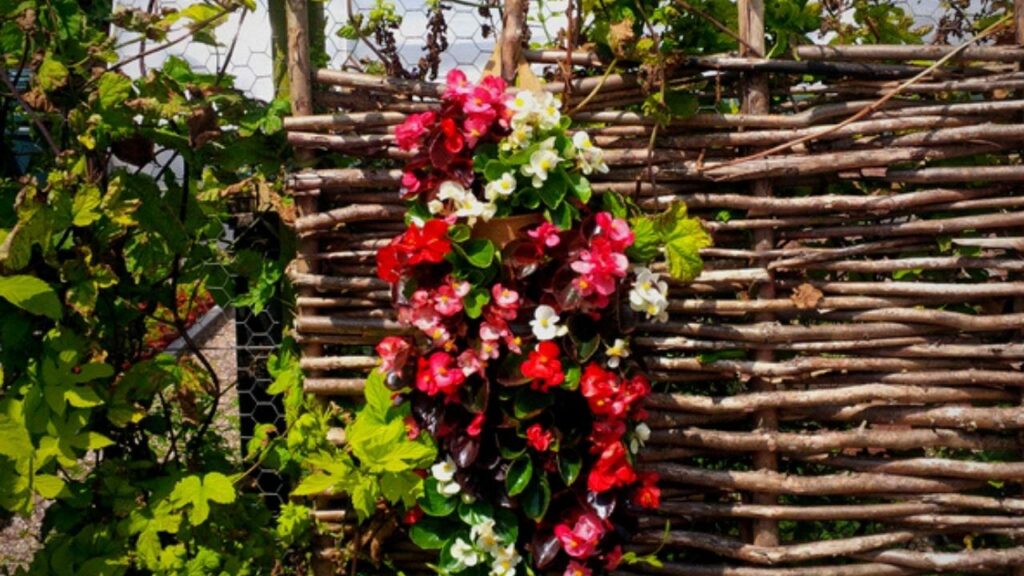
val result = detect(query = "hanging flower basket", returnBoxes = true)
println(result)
[299,67,711,576]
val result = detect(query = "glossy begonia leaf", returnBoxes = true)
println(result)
[505,456,533,497]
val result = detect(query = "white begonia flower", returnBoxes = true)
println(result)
[508,91,537,124]
[530,305,567,341]
[427,199,445,214]
[451,538,482,568]
[501,123,533,152]
[606,338,630,369]
[630,422,651,454]
[453,193,496,226]
[472,518,501,554]
[485,172,517,202]
[437,180,469,203]
[520,138,560,188]
[431,457,457,483]
[629,267,670,323]
[490,544,521,576]
[438,479,462,497]
[572,131,609,175]
[537,92,562,130]
[461,492,476,504]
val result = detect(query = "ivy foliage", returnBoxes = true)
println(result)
[0,0,315,572]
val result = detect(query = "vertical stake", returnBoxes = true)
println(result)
[738,0,779,549]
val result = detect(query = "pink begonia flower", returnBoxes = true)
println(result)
[376,336,412,373]
[563,561,592,576]
[554,513,606,559]
[415,351,465,397]
[401,170,424,196]
[570,236,629,297]
[443,69,472,103]
[467,412,486,437]
[492,284,520,309]
[394,111,436,151]
[528,221,561,248]
[594,211,634,251]
[433,284,464,317]
[458,348,484,377]
[463,113,494,147]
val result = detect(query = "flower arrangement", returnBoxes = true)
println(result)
[322,69,710,575]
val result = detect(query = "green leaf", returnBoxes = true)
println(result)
[380,471,422,507]
[483,160,510,182]
[537,170,568,209]
[448,224,472,243]
[457,500,493,526]
[460,239,495,269]
[350,474,380,521]
[626,216,659,263]
[505,457,533,497]
[654,203,712,281]
[602,191,628,219]
[97,72,133,110]
[0,275,62,320]
[362,369,392,420]
[562,364,581,391]
[169,472,237,526]
[34,473,66,498]
[521,476,551,520]
[514,389,553,420]
[72,186,102,227]
[409,517,457,550]
[463,287,490,319]
[664,90,699,118]
[37,54,68,91]
[419,477,457,517]
[558,451,582,486]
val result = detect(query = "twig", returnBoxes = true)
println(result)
[107,8,233,75]
[710,14,1014,173]
[0,63,59,155]
[567,58,619,115]
[673,0,757,54]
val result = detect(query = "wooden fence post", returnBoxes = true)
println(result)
[737,0,779,549]
[284,0,333,573]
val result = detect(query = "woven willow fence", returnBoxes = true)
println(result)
[282,0,1024,572]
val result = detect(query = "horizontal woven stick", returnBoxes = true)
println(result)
[638,320,943,343]
[783,211,1024,240]
[803,257,1024,273]
[787,405,1024,431]
[645,385,1012,415]
[923,494,1024,513]
[647,462,978,494]
[296,315,409,336]
[854,546,1024,572]
[303,378,364,395]
[620,562,915,576]
[798,77,1024,96]
[293,204,406,233]
[300,356,378,371]
[872,342,1024,359]
[288,168,402,191]
[296,296,384,308]
[669,297,926,314]
[288,272,388,292]
[702,144,1006,181]
[602,115,981,150]
[797,44,1024,62]
[315,69,445,97]
[637,334,931,351]
[801,454,1024,481]
[630,529,918,566]
[875,165,1024,183]
[775,280,1024,299]
[648,500,941,521]
[283,111,407,131]
[827,308,1024,332]
[644,356,991,377]
[287,131,394,151]
[648,426,1019,452]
